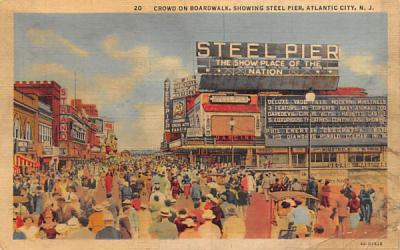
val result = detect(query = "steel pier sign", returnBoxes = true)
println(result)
[196,42,340,91]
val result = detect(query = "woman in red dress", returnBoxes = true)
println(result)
[105,172,114,195]
[171,177,180,199]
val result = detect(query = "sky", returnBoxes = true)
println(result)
[14,13,387,150]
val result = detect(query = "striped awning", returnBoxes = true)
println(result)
[14,154,40,168]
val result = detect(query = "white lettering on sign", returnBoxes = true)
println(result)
[209,95,250,104]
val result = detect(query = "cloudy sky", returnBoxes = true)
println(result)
[14,13,387,150]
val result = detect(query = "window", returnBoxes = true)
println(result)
[25,122,32,141]
[292,154,306,165]
[348,153,380,162]
[311,153,337,162]
[14,118,21,139]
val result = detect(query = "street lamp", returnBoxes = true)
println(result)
[229,117,236,167]
[305,90,316,181]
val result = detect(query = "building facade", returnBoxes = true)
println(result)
[13,89,40,174]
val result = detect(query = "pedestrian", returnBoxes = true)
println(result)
[66,217,95,239]
[262,174,272,200]
[182,175,192,199]
[119,207,133,239]
[305,177,318,211]
[54,197,79,224]
[237,186,249,218]
[321,180,331,208]
[95,212,121,239]
[287,199,312,238]
[348,192,361,231]
[88,175,97,196]
[290,178,303,192]
[120,181,133,202]
[104,172,113,196]
[38,208,58,239]
[34,186,45,215]
[210,197,224,234]
[131,192,141,211]
[335,189,349,237]
[88,205,105,234]
[222,207,245,239]
[149,195,163,221]
[198,210,221,239]
[19,215,40,239]
[191,180,202,204]
[174,209,189,234]
[148,207,178,239]
[170,176,180,199]
[359,184,373,224]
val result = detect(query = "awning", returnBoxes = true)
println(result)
[202,104,259,113]
[14,154,40,168]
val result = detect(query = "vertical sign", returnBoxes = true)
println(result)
[164,79,171,131]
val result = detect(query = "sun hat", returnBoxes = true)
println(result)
[93,205,104,212]
[177,209,187,219]
[203,210,216,220]
[122,199,131,205]
[159,207,171,217]
[101,200,111,207]
[67,217,79,229]
[55,223,69,234]
[206,194,214,199]
[182,218,196,227]
[210,197,219,204]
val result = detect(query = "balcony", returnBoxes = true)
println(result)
[39,101,52,113]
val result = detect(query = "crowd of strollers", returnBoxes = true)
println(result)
[12,156,386,240]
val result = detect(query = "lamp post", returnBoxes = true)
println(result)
[229,117,235,166]
[305,90,316,181]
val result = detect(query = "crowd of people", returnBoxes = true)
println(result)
[12,155,387,240]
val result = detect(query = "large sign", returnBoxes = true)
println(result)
[197,42,339,76]
[90,118,104,133]
[171,97,190,133]
[172,98,186,120]
[265,96,387,147]
[59,107,69,141]
[173,75,198,99]
[164,79,171,131]
[196,42,340,91]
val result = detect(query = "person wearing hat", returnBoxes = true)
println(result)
[174,209,190,234]
[221,207,245,239]
[104,193,120,225]
[178,217,200,239]
[88,205,105,234]
[149,195,163,221]
[131,192,141,211]
[188,201,205,228]
[65,216,94,239]
[305,176,318,211]
[19,215,40,239]
[120,181,133,203]
[95,211,121,239]
[148,207,178,239]
[198,210,221,239]
[122,199,139,236]
[210,197,224,234]
[287,198,312,238]
[54,196,79,224]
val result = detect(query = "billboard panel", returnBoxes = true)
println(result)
[264,96,387,147]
